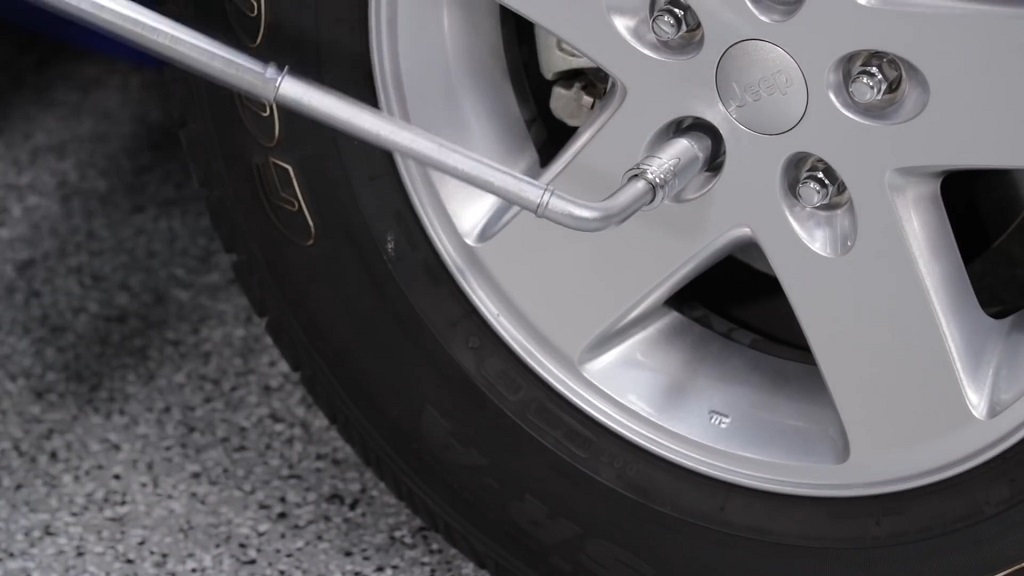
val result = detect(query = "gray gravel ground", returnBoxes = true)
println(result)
[0,24,483,576]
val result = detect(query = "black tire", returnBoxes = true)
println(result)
[171,0,1024,574]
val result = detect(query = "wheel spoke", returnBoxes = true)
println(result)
[898,23,1024,168]
[755,170,980,477]
[887,170,1024,420]
[474,99,743,362]
[476,206,744,366]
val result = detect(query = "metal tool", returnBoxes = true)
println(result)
[26,0,713,232]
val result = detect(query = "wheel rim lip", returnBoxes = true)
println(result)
[369,0,1024,497]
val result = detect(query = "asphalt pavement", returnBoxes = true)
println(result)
[0,22,483,576]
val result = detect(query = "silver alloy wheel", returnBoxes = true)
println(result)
[371,0,1024,496]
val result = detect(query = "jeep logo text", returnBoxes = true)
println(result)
[724,70,794,109]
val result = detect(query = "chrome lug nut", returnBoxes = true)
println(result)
[795,169,842,209]
[651,1,699,42]
[796,175,832,208]
[849,70,886,103]
[848,52,903,104]
[790,156,848,210]
[651,10,683,40]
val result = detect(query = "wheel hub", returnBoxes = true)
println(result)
[715,40,807,136]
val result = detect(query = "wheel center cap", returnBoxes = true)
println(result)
[716,40,808,136]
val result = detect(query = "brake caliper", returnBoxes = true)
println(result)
[534,27,609,128]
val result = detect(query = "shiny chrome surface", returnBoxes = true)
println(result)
[651,10,683,41]
[849,69,887,103]
[605,0,703,60]
[622,131,714,210]
[376,0,1024,496]
[829,49,928,126]
[796,176,832,208]
[650,1,699,43]
[783,153,856,256]
[795,160,844,209]
[848,52,903,104]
